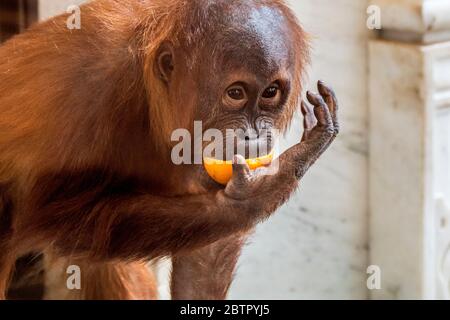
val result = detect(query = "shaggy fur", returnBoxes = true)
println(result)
[0,0,315,299]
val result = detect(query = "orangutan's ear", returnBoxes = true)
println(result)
[155,41,175,84]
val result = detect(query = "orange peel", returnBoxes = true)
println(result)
[203,153,274,185]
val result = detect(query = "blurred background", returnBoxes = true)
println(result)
[1,0,449,300]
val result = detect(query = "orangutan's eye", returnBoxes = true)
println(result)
[262,86,278,98]
[224,84,248,110]
[228,87,246,100]
[261,82,282,106]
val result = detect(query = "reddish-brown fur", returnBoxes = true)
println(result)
[0,0,337,300]
[42,254,157,300]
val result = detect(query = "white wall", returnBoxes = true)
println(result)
[369,0,450,300]
[38,0,371,299]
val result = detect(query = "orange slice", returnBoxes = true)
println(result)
[203,153,274,185]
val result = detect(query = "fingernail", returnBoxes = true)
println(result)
[318,81,328,93]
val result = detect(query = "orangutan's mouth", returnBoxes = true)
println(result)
[203,135,274,161]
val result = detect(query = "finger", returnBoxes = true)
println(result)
[317,81,336,111]
[305,82,339,164]
[306,91,332,128]
[301,100,310,142]
[318,81,339,135]
[301,100,316,142]
[301,100,316,130]
[301,91,335,163]
[231,155,251,184]
[300,99,308,116]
